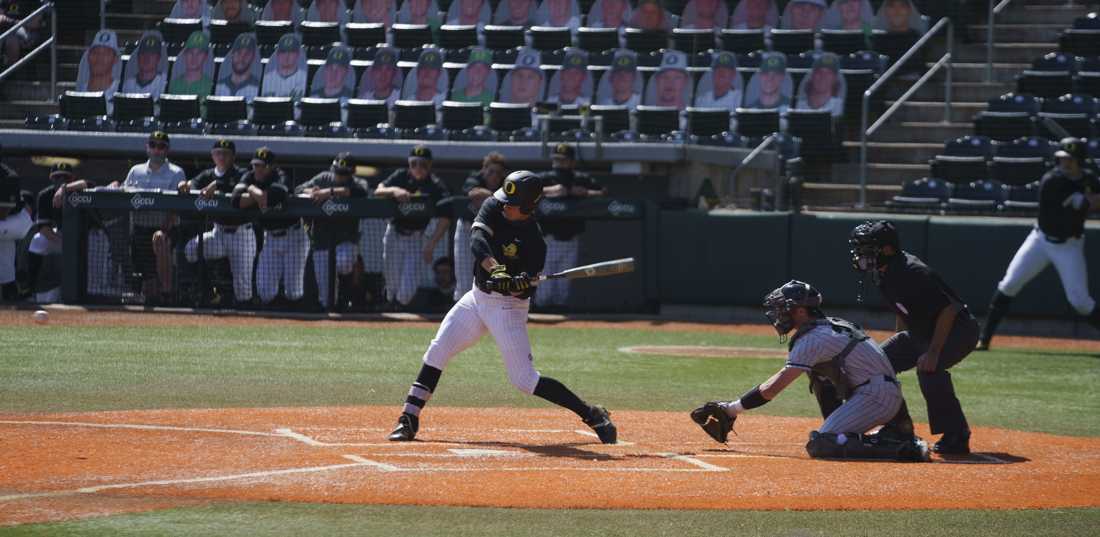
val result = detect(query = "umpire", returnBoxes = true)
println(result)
[849,220,978,455]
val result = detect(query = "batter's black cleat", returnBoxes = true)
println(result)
[932,430,971,455]
[387,413,419,441]
[583,405,617,444]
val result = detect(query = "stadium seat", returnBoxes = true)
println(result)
[719,29,765,55]
[1074,12,1100,29]
[930,135,993,184]
[158,93,203,133]
[769,29,813,55]
[1017,70,1074,100]
[869,29,918,63]
[685,107,730,138]
[210,20,252,55]
[299,97,345,137]
[59,90,109,131]
[159,18,203,55]
[947,179,1006,211]
[990,137,1050,187]
[255,20,292,54]
[112,93,155,133]
[577,27,619,54]
[887,177,951,210]
[786,109,837,159]
[820,29,866,57]
[347,98,390,137]
[393,100,438,138]
[204,95,250,134]
[671,28,715,56]
[488,102,533,134]
[440,100,484,133]
[635,105,679,140]
[439,25,479,51]
[1078,57,1100,98]
[1039,93,1098,138]
[529,26,572,52]
[251,96,295,135]
[735,107,780,138]
[840,51,887,112]
[623,28,668,54]
[974,92,1040,141]
[484,25,526,51]
[588,104,631,138]
[1003,180,1040,211]
[300,21,341,58]
[346,22,387,50]
[392,24,434,51]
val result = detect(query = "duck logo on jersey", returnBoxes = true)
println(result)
[502,242,519,259]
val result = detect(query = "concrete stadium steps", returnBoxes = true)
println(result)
[880,80,1012,103]
[999,3,1088,25]
[878,100,984,123]
[841,141,942,166]
[966,23,1072,44]
[0,101,58,121]
[1,81,75,102]
[828,162,928,186]
[928,41,1057,64]
[869,122,974,144]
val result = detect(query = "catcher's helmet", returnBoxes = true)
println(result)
[763,280,823,336]
[1054,137,1087,165]
[849,220,899,274]
[494,170,543,214]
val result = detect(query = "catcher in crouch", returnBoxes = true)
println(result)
[691,280,930,462]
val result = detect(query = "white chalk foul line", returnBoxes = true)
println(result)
[659,452,729,472]
[574,430,635,446]
[0,420,283,438]
[342,454,401,471]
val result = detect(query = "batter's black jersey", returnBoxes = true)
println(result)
[189,165,247,226]
[537,168,601,240]
[877,252,966,342]
[231,168,297,232]
[471,197,546,300]
[294,171,370,248]
[1037,167,1099,240]
[381,169,451,233]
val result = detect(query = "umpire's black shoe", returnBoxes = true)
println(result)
[932,430,971,455]
[583,405,617,444]
[387,413,419,441]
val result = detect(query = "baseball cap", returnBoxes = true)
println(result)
[1054,137,1086,162]
[513,47,541,73]
[138,33,164,55]
[467,46,493,66]
[89,29,119,52]
[759,53,787,74]
[552,143,576,160]
[611,49,637,72]
[409,145,433,160]
[49,161,75,178]
[658,50,688,73]
[561,47,587,71]
[712,51,737,70]
[812,52,840,72]
[326,45,352,66]
[373,45,398,67]
[212,138,236,152]
[417,47,443,70]
[182,30,210,51]
[332,151,354,174]
[231,32,258,51]
[276,33,302,53]
[251,146,275,165]
[148,130,170,144]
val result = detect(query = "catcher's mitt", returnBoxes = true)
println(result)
[690,402,735,444]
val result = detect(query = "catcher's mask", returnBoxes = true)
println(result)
[848,220,899,288]
[763,280,823,340]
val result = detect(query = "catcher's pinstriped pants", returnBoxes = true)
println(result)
[817,376,903,434]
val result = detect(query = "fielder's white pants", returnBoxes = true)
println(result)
[422,287,541,394]
[818,377,903,435]
[358,219,386,273]
[453,218,474,301]
[256,226,309,303]
[997,228,1095,315]
[184,223,257,302]
[312,241,357,308]
[29,229,62,302]
[534,236,578,307]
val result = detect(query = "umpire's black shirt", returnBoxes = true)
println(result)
[471,197,546,300]
[537,169,601,240]
[1037,167,1100,241]
[877,252,966,341]
[380,169,450,233]
[189,165,247,226]
[231,167,297,232]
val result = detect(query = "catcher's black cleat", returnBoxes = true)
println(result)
[932,430,971,455]
[584,405,617,444]
[387,413,419,441]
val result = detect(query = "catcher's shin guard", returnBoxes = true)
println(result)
[809,376,842,419]
[805,431,930,462]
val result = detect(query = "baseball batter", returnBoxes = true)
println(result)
[386,171,618,444]
[978,137,1100,350]
[691,280,929,462]
[454,152,506,301]
[180,139,255,307]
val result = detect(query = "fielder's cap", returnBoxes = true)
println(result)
[611,49,637,72]
[791,0,826,7]
[1055,137,1086,162]
[658,49,688,73]
[513,47,541,72]
[332,151,354,174]
[49,161,75,177]
[409,145,433,160]
[466,46,493,66]
[493,170,543,212]
[417,47,443,70]
[90,29,119,51]
[326,45,352,66]
[373,45,398,66]
[212,138,236,152]
[712,50,737,69]
[148,130,170,144]
[182,30,210,51]
[232,32,258,50]
[138,33,164,54]
[276,33,302,52]
[760,52,787,73]
[813,51,840,72]
[561,47,587,71]
[552,143,576,159]
[251,146,275,165]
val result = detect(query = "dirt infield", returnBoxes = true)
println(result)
[3,406,1100,526]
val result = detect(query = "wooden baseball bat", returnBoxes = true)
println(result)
[530,257,635,285]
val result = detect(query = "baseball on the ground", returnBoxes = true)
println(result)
[32,310,49,324]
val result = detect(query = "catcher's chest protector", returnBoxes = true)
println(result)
[790,318,870,399]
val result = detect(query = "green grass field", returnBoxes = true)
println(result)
[2,320,1099,535]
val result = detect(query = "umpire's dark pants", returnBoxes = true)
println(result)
[882,311,979,436]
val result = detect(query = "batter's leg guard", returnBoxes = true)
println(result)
[806,431,930,462]
[978,291,1013,350]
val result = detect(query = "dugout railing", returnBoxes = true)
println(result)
[60,189,657,314]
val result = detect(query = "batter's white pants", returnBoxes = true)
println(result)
[997,228,1095,315]
[453,218,474,301]
[422,287,541,394]
[257,226,309,303]
[184,223,257,302]
[534,236,578,307]
[818,377,903,435]
[312,241,357,308]
[358,219,386,273]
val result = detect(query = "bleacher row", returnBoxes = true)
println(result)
[888,10,1100,214]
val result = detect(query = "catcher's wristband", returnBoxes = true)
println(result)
[737,385,768,411]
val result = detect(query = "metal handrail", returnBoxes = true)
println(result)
[732,133,783,211]
[986,0,1015,82]
[0,2,56,99]
[859,16,953,207]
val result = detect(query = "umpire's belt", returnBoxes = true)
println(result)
[267,224,301,237]
[855,375,899,389]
